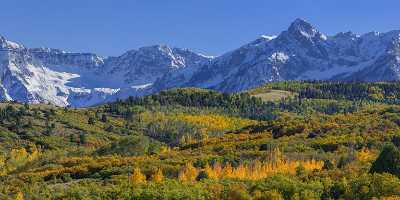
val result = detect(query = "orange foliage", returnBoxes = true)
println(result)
[178,162,198,182]
[130,167,146,183]
[206,159,323,180]
[181,157,323,181]
[356,148,376,162]
[151,168,164,183]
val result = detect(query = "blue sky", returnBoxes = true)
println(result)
[1,0,399,56]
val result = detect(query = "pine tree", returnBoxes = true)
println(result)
[101,114,108,123]
[370,144,400,176]
[88,116,96,125]
[196,170,209,181]
[23,103,29,110]
[69,134,75,143]
[79,132,87,145]
[26,120,33,128]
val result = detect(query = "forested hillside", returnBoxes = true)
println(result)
[1,81,400,199]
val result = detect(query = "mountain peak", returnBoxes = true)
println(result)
[291,18,311,26]
[0,35,24,50]
[0,35,9,48]
[287,18,326,40]
[289,18,314,31]
[139,44,171,51]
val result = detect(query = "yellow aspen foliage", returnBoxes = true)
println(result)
[380,196,400,200]
[159,146,170,154]
[130,167,146,184]
[2,146,40,175]
[203,158,323,181]
[356,148,376,162]
[176,114,255,133]
[178,162,198,182]
[9,145,39,163]
[212,162,223,177]
[267,147,283,163]
[232,164,247,179]
[0,155,6,176]
[151,168,164,183]
[10,148,29,163]
[14,192,24,200]
[27,145,39,162]
[222,163,234,178]
[204,164,217,179]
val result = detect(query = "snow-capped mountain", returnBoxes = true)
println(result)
[1,18,400,106]
[154,19,400,92]
[0,37,210,107]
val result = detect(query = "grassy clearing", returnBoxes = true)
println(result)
[251,89,295,102]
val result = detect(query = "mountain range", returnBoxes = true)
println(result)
[1,18,400,107]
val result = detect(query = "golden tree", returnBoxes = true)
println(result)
[14,192,24,200]
[201,159,323,181]
[178,162,198,182]
[204,164,217,179]
[222,163,234,178]
[151,168,164,183]
[130,167,146,184]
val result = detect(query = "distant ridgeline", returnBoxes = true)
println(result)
[104,81,400,120]
[251,81,400,103]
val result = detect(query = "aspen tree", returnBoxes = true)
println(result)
[222,163,233,178]
[130,167,146,184]
[14,192,24,200]
[151,168,164,183]
[178,162,198,182]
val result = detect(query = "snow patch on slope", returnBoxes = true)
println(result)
[269,52,289,63]
[261,35,277,41]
